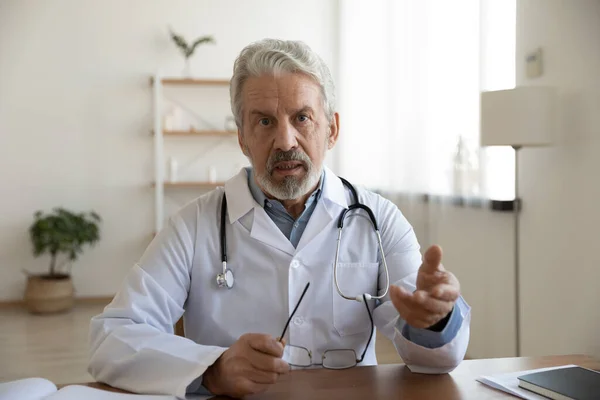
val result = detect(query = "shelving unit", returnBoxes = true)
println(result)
[151,73,234,233]
[151,181,226,189]
[151,129,236,137]
[150,77,230,86]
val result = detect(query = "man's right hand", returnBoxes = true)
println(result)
[202,333,289,398]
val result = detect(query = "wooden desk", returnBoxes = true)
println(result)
[77,354,599,399]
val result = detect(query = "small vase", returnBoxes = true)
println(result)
[182,58,192,78]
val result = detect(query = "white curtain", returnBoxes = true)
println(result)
[337,0,516,200]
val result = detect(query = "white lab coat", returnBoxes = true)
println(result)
[88,167,471,398]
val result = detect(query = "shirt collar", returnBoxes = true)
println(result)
[224,165,348,224]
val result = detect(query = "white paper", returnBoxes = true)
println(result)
[0,377,57,400]
[45,385,211,400]
[477,364,578,400]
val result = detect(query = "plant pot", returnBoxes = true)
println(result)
[24,274,74,314]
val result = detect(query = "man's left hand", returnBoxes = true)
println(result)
[389,245,460,329]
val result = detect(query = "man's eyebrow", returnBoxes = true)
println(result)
[248,107,315,117]
[249,110,273,117]
[293,106,315,115]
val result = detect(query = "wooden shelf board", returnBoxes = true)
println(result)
[152,181,225,188]
[153,129,237,137]
[150,77,230,86]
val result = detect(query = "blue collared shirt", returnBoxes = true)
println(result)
[247,168,324,248]
[246,168,462,349]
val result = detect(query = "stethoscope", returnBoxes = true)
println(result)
[216,177,390,303]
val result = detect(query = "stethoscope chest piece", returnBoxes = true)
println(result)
[217,194,234,289]
[216,268,234,289]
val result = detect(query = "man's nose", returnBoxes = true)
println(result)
[273,120,298,152]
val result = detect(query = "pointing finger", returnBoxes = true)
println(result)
[419,270,451,286]
[421,245,444,273]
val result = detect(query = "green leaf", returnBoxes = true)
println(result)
[28,208,102,275]
[169,28,191,57]
[168,27,215,58]
[187,35,215,57]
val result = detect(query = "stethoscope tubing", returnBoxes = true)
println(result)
[218,177,390,301]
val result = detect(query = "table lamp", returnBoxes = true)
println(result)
[480,86,557,356]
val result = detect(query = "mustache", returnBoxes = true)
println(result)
[266,150,312,173]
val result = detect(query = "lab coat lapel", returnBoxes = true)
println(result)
[224,170,255,223]
[295,201,333,252]
[296,167,350,252]
[251,208,296,256]
[224,169,296,256]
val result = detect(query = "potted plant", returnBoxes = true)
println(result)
[169,27,215,77]
[25,207,101,314]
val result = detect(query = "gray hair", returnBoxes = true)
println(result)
[230,39,336,128]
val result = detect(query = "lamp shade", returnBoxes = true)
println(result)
[480,86,557,147]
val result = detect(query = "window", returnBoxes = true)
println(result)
[480,0,516,200]
[337,0,516,200]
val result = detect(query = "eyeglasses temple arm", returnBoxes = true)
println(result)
[278,282,310,343]
[357,293,374,363]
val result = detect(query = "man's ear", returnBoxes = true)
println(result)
[327,112,340,150]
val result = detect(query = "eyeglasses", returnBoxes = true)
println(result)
[278,282,374,370]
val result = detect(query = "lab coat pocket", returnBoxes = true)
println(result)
[332,262,379,337]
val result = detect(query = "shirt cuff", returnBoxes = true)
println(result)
[186,376,212,395]
[398,301,465,349]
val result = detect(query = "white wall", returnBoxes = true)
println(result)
[0,0,339,300]
[391,197,516,359]
[516,0,600,358]
[398,0,600,359]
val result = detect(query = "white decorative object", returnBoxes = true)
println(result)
[224,116,237,132]
[208,166,217,183]
[452,137,480,197]
[163,106,175,130]
[480,85,557,356]
[169,157,178,183]
[452,137,468,197]
[172,106,183,130]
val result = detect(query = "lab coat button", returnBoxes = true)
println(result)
[293,316,304,326]
[290,260,300,269]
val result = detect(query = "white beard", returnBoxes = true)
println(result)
[256,165,322,200]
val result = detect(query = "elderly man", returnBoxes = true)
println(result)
[88,39,470,399]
